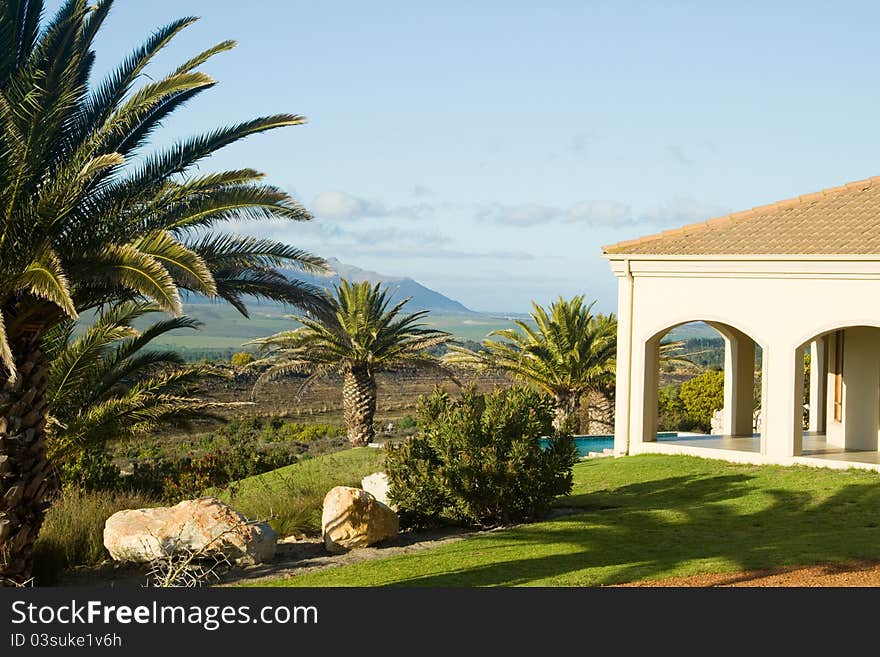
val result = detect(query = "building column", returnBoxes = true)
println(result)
[840,327,880,451]
[763,345,804,458]
[824,331,844,447]
[808,338,827,433]
[627,333,659,451]
[722,329,756,436]
[612,261,634,455]
[641,335,660,443]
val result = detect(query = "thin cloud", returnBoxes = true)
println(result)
[310,190,436,221]
[478,203,560,227]
[479,200,633,227]
[570,132,595,155]
[565,200,632,226]
[667,144,693,166]
[480,197,728,229]
[310,190,388,220]
[640,198,729,226]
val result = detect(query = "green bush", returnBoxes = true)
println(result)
[230,351,255,368]
[130,444,298,502]
[394,415,417,432]
[59,450,122,492]
[657,384,702,432]
[115,418,347,501]
[271,422,345,443]
[33,488,158,585]
[386,386,578,529]
[679,369,724,431]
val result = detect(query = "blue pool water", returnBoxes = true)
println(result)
[541,433,680,457]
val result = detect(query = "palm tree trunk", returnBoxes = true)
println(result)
[0,338,54,586]
[342,368,377,447]
[553,391,581,433]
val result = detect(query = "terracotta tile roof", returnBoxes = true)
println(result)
[603,175,880,255]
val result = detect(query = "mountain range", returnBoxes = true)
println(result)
[292,258,474,314]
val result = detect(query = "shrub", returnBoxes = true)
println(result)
[271,422,345,443]
[679,369,724,431]
[230,351,255,368]
[115,417,348,501]
[32,488,158,585]
[59,450,122,492]
[657,385,702,432]
[144,445,297,502]
[386,386,578,529]
[394,415,417,432]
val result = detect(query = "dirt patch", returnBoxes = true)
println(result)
[614,560,880,587]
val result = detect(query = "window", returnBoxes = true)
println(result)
[833,330,844,422]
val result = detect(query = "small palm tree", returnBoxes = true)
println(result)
[44,301,233,464]
[446,296,617,431]
[251,280,454,446]
[0,1,325,583]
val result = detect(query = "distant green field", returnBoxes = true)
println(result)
[137,304,526,353]
[419,314,525,342]
[84,302,719,361]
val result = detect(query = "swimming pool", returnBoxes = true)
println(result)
[541,432,681,457]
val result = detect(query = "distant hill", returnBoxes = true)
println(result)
[293,258,474,314]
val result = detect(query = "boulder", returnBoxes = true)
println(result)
[361,471,396,510]
[321,486,398,554]
[103,497,276,566]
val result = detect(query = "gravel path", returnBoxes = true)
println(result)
[57,527,484,587]
[222,527,481,585]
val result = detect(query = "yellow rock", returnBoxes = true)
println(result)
[321,486,399,553]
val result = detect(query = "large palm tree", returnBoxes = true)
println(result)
[251,280,454,447]
[446,296,617,431]
[0,0,325,583]
[44,301,233,465]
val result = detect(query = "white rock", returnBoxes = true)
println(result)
[361,472,395,509]
[710,408,725,435]
[103,497,275,566]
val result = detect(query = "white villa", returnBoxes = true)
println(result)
[604,175,880,471]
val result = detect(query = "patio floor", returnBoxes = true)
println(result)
[641,431,880,471]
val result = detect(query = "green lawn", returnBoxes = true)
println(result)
[250,454,880,586]
[219,447,385,537]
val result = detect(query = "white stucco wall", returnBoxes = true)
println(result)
[608,255,880,462]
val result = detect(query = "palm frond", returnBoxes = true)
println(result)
[45,302,221,458]
[0,307,15,380]
[133,230,216,296]
[16,248,77,318]
[74,244,182,315]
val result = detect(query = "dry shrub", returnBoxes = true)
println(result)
[33,488,158,584]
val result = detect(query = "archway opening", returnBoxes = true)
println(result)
[799,326,880,458]
[644,320,764,451]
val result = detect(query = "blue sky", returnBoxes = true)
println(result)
[48,1,880,312]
